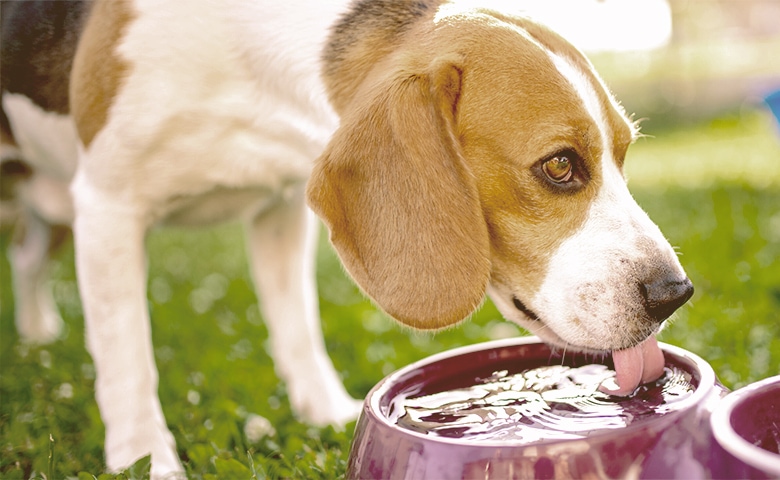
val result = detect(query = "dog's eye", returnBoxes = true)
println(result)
[542,155,573,183]
[534,149,587,192]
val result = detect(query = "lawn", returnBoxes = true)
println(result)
[1,109,778,479]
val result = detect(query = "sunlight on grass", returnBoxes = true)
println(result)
[626,110,780,188]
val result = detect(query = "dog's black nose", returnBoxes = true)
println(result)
[640,276,694,322]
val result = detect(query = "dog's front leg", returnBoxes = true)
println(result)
[246,188,361,427]
[72,183,183,479]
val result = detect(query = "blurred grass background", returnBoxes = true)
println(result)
[1,1,780,478]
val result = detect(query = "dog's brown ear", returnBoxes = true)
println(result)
[307,59,490,329]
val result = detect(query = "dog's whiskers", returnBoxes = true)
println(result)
[559,342,569,367]
[526,321,555,345]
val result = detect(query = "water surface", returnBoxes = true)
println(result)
[393,364,695,443]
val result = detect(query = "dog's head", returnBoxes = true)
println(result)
[307,7,692,355]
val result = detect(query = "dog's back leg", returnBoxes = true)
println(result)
[71,174,183,478]
[246,186,362,426]
[0,135,63,343]
[8,205,68,343]
[1,112,72,344]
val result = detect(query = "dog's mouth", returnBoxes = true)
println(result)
[511,295,542,322]
[509,294,665,396]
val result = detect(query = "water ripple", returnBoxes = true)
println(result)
[395,364,694,443]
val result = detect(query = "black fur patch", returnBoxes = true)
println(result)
[323,0,437,81]
[1,0,92,114]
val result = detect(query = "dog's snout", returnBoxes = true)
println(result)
[639,276,694,323]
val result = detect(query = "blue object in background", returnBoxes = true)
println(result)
[765,89,780,129]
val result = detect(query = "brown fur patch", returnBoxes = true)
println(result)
[450,15,599,297]
[70,0,134,148]
[308,56,491,329]
[0,159,33,202]
[507,14,635,167]
[1,126,31,202]
[0,126,18,150]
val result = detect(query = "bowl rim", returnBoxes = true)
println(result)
[710,374,780,476]
[366,336,717,447]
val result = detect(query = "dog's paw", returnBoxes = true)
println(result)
[289,384,364,427]
[107,443,184,480]
[15,299,64,344]
[104,418,184,480]
[152,468,187,480]
[330,397,364,427]
[305,396,364,429]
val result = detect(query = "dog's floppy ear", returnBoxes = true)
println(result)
[307,58,490,329]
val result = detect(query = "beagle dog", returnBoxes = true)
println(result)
[1,0,693,477]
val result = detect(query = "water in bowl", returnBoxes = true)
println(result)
[753,428,780,455]
[392,363,695,444]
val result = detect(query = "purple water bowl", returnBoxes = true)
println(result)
[347,336,728,479]
[710,374,780,479]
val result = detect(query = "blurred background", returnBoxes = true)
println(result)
[1,1,778,477]
[530,0,780,124]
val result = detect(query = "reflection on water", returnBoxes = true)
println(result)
[393,364,694,443]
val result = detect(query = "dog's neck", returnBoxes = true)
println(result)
[321,0,445,114]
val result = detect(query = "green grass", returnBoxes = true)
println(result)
[1,109,779,479]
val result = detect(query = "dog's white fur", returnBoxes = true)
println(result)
[2,1,692,477]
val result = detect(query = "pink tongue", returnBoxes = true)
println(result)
[599,336,665,396]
